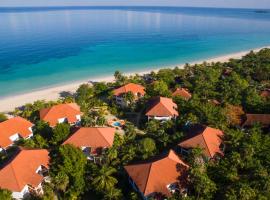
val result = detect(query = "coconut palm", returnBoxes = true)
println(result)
[92,165,118,192]
[103,188,123,200]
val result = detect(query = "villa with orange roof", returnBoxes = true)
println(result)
[125,150,189,199]
[242,114,270,127]
[0,149,49,199]
[178,124,224,159]
[113,83,145,107]
[146,97,179,121]
[63,127,115,161]
[39,103,81,127]
[172,88,192,100]
[0,117,34,152]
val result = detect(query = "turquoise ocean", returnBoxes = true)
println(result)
[0,6,270,97]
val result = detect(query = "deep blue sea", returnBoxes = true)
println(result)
[0,6,270,97]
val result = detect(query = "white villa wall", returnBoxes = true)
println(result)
[12,185,29,199]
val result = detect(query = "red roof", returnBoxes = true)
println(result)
[260,89,270,98]
[113,83,145,97]
[125,150,189,197]
[40,103,81,127]
[63,127,115,150]
[0,149,49,192]
[178,125,224,158]
[242,114,270,127]
[146,97,179,117]
[172,88,192,100]
[0,117,33,149]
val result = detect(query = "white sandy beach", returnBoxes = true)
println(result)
[0,46,269,112]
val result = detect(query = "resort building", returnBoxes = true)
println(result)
[146,97,179,121]
[39,103,81,127]
[242,114,270,128]
[63,127,115,161]
[125,150,189,200]
[0,149,50,199]
[178,124,224,159]
[113,83,145,107]
[172,88,192,100]
[0,117,33,152]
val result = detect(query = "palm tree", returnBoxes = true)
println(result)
[103,188,123,200]
[92,165,118,192]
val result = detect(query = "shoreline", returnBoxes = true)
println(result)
[0,45,269,112]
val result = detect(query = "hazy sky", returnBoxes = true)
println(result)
[1,0,270,9]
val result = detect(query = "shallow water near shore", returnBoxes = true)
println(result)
[0,6,270,97]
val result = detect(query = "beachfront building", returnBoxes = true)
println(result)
[0,149,50,199]
[113,83,145,107]
[242,114,270,128]
[172,88,192,100]
[0,117,33,152]
[178,124,224,159]
[63,127,115,162]
[146,97,179,121]
[39,103,81,127]
[125,150,189,200]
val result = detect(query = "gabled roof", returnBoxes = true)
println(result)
[63,127,115,149]
[242,114,270,127]
[125,150,188,197]
[0,149,49,192]
[40,103,81,127]
[146,97,179,117]
[0,117,33,149]
[178,125,224,158]
[113,83,145,97]
[172,88,192,100]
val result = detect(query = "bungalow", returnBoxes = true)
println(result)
[172,88,192,100]
[178,124,224,159]
[0,117,33,152]
[125,150,189,200]
[0,149,49,199]
[242,114,270,127]
[63,127,115,161]
[113,83,145,107]
[146,97,179,121]
[40,103,81,127]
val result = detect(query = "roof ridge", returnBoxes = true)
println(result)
[9,158,23,190]
[159,100,174,115]
[201,128,213,157]
[96,128,111,146]
[143,162,153,194]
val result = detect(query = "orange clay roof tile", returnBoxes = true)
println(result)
[113,83,145,96]
[40,103,81,127]
[125,150,189,197]
[146,97,179,117]
[0,117,33,148]
[0,149,49,192]
[178,125,224,158]
[63,127,115,148]
[172,88,192,100]
[243,114,270,127]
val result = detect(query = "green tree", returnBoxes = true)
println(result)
[146,80,171,97]
[51,123,70,145]
[0,113,7,122]
[50,144,87,198]
[139,138,156,159]
[76,84,94,111]
[0,188,12,200]
[92,165,118,192]
[103,188,123,200]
